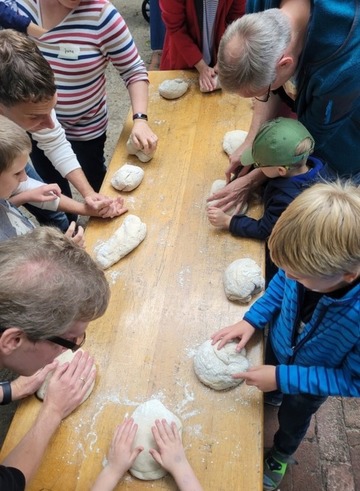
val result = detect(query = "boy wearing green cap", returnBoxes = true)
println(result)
[207,117,325,282]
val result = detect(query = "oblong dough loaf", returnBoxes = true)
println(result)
[159,78,189,100]
[111,163,144,191]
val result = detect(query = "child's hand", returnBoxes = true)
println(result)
[98,197,128,219]
[65,222,85,248]
[235,365,277,392]
[207,206,231,229]
[211,320,256,351]
[149,419,187,475]
[106,418,143,477]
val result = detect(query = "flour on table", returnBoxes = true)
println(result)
[126,135,155,163]
[36,349,95,402]
[223,130,248,156]
[130,399,182,480]
[207,179,248,216]
[194,339,249,390]
[199,74,221,93]
[111,163,144,191]
[223,258,264,303]
[94,214,147,270]
[158,78,189,100]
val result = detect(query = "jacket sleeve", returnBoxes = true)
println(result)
[0,2,30,32]
[227,0,246,23]
[243,269,286,329]
[31,110,81,178]
[277,340,360,397]
[160,0,203,67]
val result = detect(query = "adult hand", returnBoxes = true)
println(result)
[235,365,277,392]
[65,222,85,248]
[98,197,128,219]
[206,173,251,213]
[226,139,252,182]
[10,361,58,401]
[43,350,96,420]
[84,193,112,212]
[131,120,158,153]
[211,320,256,351]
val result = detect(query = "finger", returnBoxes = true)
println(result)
[149,448,162,465]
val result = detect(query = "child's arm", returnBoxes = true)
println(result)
[149,420,203,491]
[57,194,128,219]
[91,418,143,491]
[207,206,231,229]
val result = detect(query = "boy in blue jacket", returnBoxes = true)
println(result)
[211,180,360,491]
[208,117,324,283]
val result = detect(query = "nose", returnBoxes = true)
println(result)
[19,170,27,182]
[39,114,55,130]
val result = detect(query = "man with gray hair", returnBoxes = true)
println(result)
[0,226,110,489]
[209,1,360,211]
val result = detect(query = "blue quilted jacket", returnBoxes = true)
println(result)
[244,269,360,397]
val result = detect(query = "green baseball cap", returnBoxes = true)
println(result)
[241,118,315,167]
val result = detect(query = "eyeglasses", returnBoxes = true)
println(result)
[255,84,271,103]
[0,326,86,352]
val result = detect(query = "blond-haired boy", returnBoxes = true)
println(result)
[212,180,360,491]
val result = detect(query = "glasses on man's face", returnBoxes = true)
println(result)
[255,84,272,103]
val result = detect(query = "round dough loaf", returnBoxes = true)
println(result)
[158,78,189,100]
[111,163,144,191]
[130,399,182,480]
[36,349,95,402]
[207,179,248,215]
[126,135,155,163]
[223,258,265,303]
[194,339,249,390]
[223,130,248,156]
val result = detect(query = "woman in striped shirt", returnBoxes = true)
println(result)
[16,0,158,195]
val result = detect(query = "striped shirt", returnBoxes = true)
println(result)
[17,0,148,140]
[202,0,219,65]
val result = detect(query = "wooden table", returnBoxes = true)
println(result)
[1,71,264,490]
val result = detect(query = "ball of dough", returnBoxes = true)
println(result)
[223,258,265,303]
[94,214,147,270]
[207,179,248,215]
[223,130,248,156]
[126,135,155,163]
[130,399,182,480]
[36,349,95,402]
[194,339,249,390]
[111,163,144,192]
[158,78,189,100]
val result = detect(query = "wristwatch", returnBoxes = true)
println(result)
[133,113,148,121]
[0,381,12,405]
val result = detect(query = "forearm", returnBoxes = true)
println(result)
[91,466,123,491]
[171,460,203,491]
[128,80,149,115]
[65,168,95,198]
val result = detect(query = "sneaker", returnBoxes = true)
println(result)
[263,447,297,491]
[264,393,283,407]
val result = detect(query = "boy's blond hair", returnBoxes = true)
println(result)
[0,115,31,172]
[269,180,360,277]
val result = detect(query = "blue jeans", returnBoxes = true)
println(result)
[24,164,69,232]
[265,339,327,456]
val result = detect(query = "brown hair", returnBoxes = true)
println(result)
[0,115,31,172]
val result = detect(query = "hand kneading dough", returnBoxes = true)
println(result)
[158,78,189,100]
[223,258,265,303]
[95,214,147,269]
[199,74,221,93]
[207,179,248,215]
[36,349,95,402]
[126,135,155,163]
[130,399,182,480]
[111,163,144,191]
[194,339,249,390]
[223,130,248,156]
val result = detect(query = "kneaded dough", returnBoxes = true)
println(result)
[194,339,249,390]
[111,163,144,191]
[94,214,147,270]
[36,349,95,402]
[223,130,248,156]
[159,78,189,100]
[223,258,265,303]
[130,399,182,480]
[126,135,155,163]
[199,74,221,93]
[207,179,248,215]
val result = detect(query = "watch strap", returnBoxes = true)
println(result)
[133,112,148,121]
[0,381,12,405]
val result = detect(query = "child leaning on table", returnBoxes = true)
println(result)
[207,117,324,283]
[211,180,360,491]
[91,418,203,491]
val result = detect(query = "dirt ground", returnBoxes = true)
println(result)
[0,0,154,447]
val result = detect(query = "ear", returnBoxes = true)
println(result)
[0,328,26,355]
[277,166,288,176]
[278,55,294,69]
[343,271,360,284]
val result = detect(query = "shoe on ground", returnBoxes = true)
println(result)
[263,447,297,491]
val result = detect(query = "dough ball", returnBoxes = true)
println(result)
[130,399,182,480]
[158,78,189,100]
[194,339,249,390]
[94,214,147,270]
[36,349,95,402]
[223,258,265,303]
[207,179,248,215]
[223,130,248,156]
[111,163,144,192]
[126,135,155,163]
[199,74,221,93]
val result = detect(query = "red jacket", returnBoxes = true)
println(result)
[159,0,245,70]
